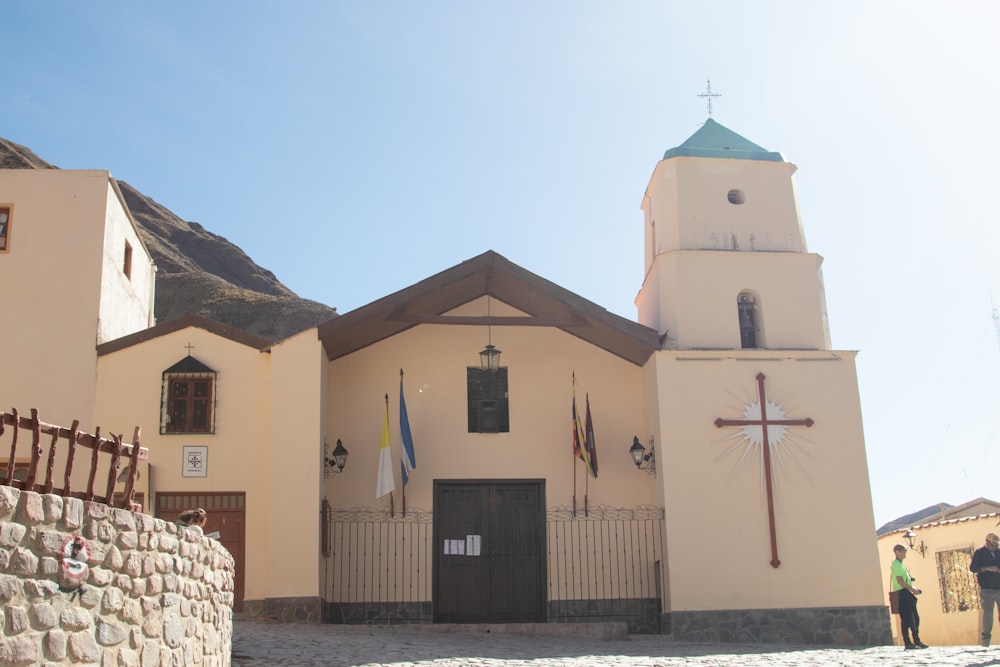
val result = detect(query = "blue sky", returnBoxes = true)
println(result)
[4,2,999,528]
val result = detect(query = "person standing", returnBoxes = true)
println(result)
[891,544,927,649]
[970,532,1000,647]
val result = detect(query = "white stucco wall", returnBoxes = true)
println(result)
[650,350,883,612]
[94,324,271,602]
[878,513,1000,646]
[322,297,654,517]
[98,181,155,343]
[267,328,324,601]
[0,170,110,426]
[641,157,806,261]
[646,250,831,350]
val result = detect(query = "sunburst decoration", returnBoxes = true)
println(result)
[715,386,815,503]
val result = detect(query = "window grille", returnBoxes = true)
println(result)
[937,546,980,613]
[160,355,217,435]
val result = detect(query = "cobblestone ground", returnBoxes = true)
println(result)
[231,620,997,667]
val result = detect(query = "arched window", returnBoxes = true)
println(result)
[160,355,217,434]
[737,292,760,349]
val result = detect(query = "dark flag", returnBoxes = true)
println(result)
[585,393,598,478]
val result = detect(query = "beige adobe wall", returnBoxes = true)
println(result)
[0,486,233,666]
[0,170,119,427]
[98,180,155,343]
[650,350,883,612]
[322,298,653,519]
[878,513,999,646]
[94,326,271,602]
[644,251,830,351]
[266,328,324,607]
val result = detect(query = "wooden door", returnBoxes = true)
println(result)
[433,480,545,623]
[155,492,246,611]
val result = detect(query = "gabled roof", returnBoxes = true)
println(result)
[97,313,271,356]
[876,498,1000,536]
[663,118,785,163]
[876,503,955,536]
[317,250,661,366]
[164,355,216,374]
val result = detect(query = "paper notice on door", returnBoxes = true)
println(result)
[466,534,481,556]
[444,539,466,555]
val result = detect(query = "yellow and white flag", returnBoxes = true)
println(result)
[375,397,395,499]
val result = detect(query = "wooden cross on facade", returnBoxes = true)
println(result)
[714,372,813,568]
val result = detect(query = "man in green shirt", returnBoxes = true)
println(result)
[891,544,927,649]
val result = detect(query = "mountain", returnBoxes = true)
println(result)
[0,137,338,341]
[876,503,954,536]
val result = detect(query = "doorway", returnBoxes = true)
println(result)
[433,480,546,623]
[155,491,246,611]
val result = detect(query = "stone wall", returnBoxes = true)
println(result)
[0,486,234,665]
[666,605,892,645]
[242,596,323,624]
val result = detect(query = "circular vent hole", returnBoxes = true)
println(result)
[727,189,745,205]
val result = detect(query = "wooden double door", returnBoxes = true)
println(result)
[433,480,546,623]
[155,492,246,611]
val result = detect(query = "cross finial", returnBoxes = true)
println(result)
[184,342,195,355]
[697,78,721,118]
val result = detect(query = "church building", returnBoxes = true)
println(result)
[0,119,890,643]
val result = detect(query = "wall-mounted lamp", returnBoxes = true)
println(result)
[324,439,349,478]
[628,435,655,474]
[903,529,927,558]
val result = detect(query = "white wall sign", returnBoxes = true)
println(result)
[182,446,208,477]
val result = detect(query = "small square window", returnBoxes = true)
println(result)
[123,240,133,279]
[0,206,11,252]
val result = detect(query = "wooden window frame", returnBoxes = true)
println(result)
[0,205,11,253]
[161,373,216,435]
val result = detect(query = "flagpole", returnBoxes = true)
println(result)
[572,372,578,517]
[584,385,589,517]
[386,393,394,518]
[572,459,577,518]
[399,370,406,518]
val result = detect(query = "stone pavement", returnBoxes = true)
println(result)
[231,619,998,667]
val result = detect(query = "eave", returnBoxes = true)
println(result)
[317,250,660,366]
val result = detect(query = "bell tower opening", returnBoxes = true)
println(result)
[738,292,762,349]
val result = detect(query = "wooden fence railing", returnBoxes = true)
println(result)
[0,408,147,511]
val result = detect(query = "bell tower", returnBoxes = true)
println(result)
[635,119,830,351]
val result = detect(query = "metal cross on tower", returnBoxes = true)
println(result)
[714,373,813,568]
[697,78,721,117]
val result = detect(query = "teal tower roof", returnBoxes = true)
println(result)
[663,118,785,163]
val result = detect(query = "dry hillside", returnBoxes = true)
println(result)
[0,137,338,341]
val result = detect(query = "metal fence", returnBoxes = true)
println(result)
[324,506,434,624]
[323,503,664,631]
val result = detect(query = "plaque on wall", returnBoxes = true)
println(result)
[182,446,208,478]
